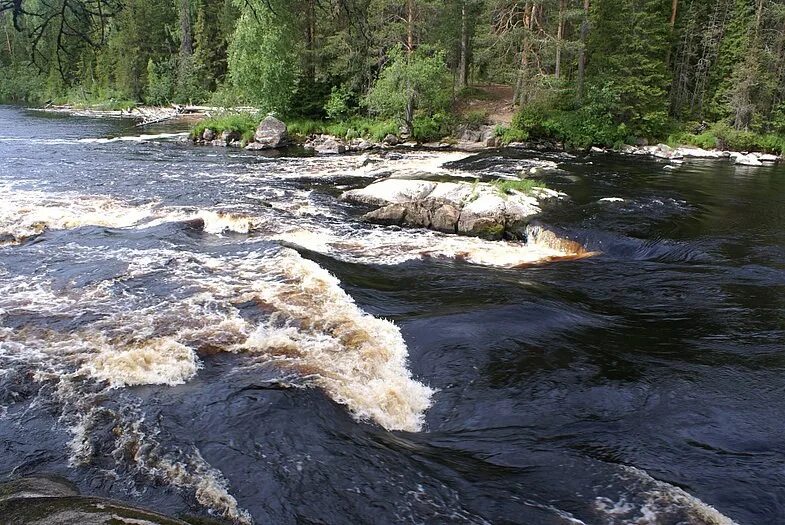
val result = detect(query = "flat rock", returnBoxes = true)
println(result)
[341,179,438,207]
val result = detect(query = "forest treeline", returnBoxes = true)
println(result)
[1,0,785,150]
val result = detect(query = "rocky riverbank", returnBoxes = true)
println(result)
[192,114,784,166]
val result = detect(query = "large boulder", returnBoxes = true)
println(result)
[343,179,553,240]
[251,115,289,149]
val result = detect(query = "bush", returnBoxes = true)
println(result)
[501,128,529,144]
[413,112,452,142]
[493,178,546,196]
[191,112,259,141]
[365,45,452,133]
[325,85,355,121]
[670,121,785,154]
[463,110,489,128]
[146,58,175,106]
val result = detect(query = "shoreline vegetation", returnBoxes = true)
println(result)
[28,102,785,165]
[4,1,785,162]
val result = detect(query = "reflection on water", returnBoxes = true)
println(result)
[1,106,783,524]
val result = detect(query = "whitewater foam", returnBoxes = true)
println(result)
[594,466,738,525]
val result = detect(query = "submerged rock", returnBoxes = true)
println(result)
[341,178,558,240]
[0,476,192,525]
[250,115,289,149]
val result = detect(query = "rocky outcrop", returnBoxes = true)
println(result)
[0,476,191,525]
[341,178,561,240]
[619,143,781,164]
[246,115,289,150]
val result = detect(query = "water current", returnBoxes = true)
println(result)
[0,106,783,524]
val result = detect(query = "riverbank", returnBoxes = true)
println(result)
[188,112,783,166]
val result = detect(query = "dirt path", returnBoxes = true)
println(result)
[457,84,516,126]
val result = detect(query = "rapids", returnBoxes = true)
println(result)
[0,106,783,524]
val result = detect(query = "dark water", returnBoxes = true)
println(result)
[0,105,783,525]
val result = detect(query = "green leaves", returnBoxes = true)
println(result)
[226,5,301,113]
[364,46,452,132]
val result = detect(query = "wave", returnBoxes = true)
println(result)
[594,466,738,525]
[0,243,434,519]
[0,132,188,145]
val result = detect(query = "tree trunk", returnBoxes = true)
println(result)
[305,0,316,81]
[517,2,535,106]
[577,0,590,100]
[458,0,469,88]
[407,0,415,55]
[179,0,193,57]
[555,0,565,79]
[670,0,678,28]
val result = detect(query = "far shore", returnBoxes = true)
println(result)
[28,103,784,164]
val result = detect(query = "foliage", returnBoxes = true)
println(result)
[190,112,259,140]
[365,46,452,133]
[669,122,785,155]
[286,117,399,142]
[146,59,175,106]
[493,178,546,196]
[463,110,489,128]
[226,4,300,113]
[324,85,355,120]
[3,0,785,153]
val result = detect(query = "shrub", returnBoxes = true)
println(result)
[413,112,452,142]
[365,45,452,133]
[493,178,546,196]
[146,58,175,106]
[501,128,529,144]
[325,85,355,121]
[463,110,489,128]
[191,112,259,141]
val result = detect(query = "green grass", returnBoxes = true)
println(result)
[286,117,399,142]
[191,112,259,141]
[493,178,547,196]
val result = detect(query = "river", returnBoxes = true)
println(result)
[0,105,783,524]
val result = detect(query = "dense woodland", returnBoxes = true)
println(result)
[2,0,785,150]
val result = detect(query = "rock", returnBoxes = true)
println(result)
[343,178,552,240]
[0,476,190,525]
[431,203,462,233]
[735,153,763,166]
[458,194,509,239]
[758,153,779,162]
[652,143,675,159]
[460,128,482,142]
[382,134,399,146]
[253,115,289,149]
[671,147,728,158]
[341,179,438,207]
[219,130,241,146]
[356,140,376,151]
[314,137,346,155]
[202,128,215,142]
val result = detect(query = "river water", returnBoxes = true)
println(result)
[0,106,783,524]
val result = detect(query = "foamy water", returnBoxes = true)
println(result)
[8,126,750,525]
